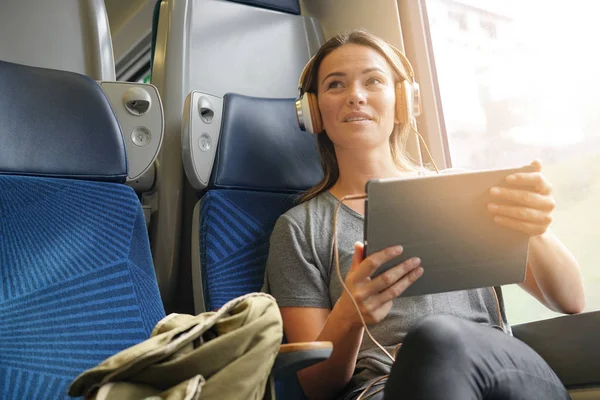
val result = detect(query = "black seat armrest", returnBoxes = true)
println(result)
[272,341,333,379]
[513,311,600,388]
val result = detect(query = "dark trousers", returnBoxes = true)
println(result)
[346,315,570,399]
[379,315,570,400]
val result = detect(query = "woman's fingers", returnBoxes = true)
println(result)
[343,245,421,325]
[490,162,556,237]
[489,186,556,211]
[351,245,404,281]
[350,259,423,321]
[487,203,553,225]
[349,242,365,273]
[370,265,424,306]
[492,215,549,236]
[367,257,422,293]
[505,172,553,195]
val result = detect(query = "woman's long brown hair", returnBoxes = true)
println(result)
[299,30,421,203]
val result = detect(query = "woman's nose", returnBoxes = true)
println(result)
[346,85,366,107]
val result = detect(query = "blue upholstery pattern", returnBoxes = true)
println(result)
[199,190,297,310]
[197,94,322,399]
[0,175,165,400]
[226,0,301,14]
[198,189,307,400]
[0,60,126,182]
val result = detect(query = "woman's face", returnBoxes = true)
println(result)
[317,43,398,151]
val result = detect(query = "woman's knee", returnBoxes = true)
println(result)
[389,315,478,394]
[401,315,470,360]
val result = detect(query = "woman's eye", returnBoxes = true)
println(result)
[367,77,383,85]
[327,80,344,89]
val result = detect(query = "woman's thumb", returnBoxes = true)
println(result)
[350,242,365,271]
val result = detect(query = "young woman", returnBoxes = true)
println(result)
[264,30,585,400]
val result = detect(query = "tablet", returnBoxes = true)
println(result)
[364,165,535,297]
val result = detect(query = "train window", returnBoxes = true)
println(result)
[425,0,600,323]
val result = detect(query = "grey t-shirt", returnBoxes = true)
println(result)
[263,190,510,397]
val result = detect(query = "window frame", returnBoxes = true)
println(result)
[397,0,452,170]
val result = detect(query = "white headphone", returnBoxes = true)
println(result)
[295,45,421,134]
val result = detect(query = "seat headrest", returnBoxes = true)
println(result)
[0,60,127,182]
[211,94,323,192]
[226,0,300,14]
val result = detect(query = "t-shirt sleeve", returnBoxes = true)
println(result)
[264,214,332,309]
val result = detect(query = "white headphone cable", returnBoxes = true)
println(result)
[410,123,439,173]
[331,125,440,364]
[333,194,395,363]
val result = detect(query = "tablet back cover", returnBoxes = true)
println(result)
[364,167,531,297]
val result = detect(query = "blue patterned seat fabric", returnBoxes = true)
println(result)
[0,176,165,399]
[199,189,298,310]
[198,94,322,311]
[196,93,322,399]
[0,60,165,400]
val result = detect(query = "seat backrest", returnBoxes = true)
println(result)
[0,61,165,400]
[186,93,323,313]
[0,0,115,80]
[185,92,322,400]
[149,0,324,307]
[0,0,165,192]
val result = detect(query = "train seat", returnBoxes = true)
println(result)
[0,60,165,400]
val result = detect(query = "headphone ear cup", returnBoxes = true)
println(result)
[297,92,323,134]
[307,92,323,134]
[412,82,421,118]
[395,82,412,125]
